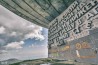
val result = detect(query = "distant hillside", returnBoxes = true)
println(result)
[0,58,21,65]
[10,58,63,65]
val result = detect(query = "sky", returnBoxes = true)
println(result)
[0,5,48,61]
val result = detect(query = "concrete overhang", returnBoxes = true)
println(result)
[0,0,75,28]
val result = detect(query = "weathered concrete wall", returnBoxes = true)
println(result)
[48,0,98,64]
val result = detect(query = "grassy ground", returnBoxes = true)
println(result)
[10,58,95,65]
[10,58,73,65]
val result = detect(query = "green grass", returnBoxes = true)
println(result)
[52,63,74,65]
[10,62,20,65]
[9,58,71,65]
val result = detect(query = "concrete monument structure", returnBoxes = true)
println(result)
[48,0,98,64]
[0,0,98,64]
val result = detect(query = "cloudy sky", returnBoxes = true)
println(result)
[0,5,48,61]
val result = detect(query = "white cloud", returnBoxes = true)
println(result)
[0,46,48,61]
[25,32,45,40]
[0,50,8,54]
[29,44,34,48]
[31,44,34,47]
[0,26,5,34]
[10,32,17,36]
[5,41,24,49]
[0,5,45,47]
[1,50,8,53]
[29,43,46,48]
[24,25,44,40]
[0,5,47,61]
